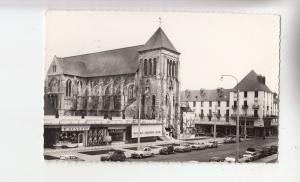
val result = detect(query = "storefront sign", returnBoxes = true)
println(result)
[131,124,162,138]
[62,125,90,131]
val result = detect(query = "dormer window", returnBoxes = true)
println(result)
[52,64,56,72]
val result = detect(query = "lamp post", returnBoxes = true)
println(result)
[220,74,239,162]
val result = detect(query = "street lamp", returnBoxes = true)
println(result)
[220,74,240,162]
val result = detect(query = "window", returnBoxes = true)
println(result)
[128,85,134,99]
[226,101,229,107]
[193,101,196,107]
[173,96,175,107]
[226,109,229,122]
[149,59,152,75]
[255,91,258,98]
[201,101,203,107]
[66,79,72,96]
[144,59,148,76]
[218,109,221,116]
[152,95,156,106]
[254,110,258,117]
[244,101,248,107]
[201,109,204,115]
[209,109,212,115]
[52,64,56,72]
[165,95,168,105]
[244,91,247,98]
[209,101,212,107]
[234,101,237,107]
[153,58,157,75]
[218,101,220,107]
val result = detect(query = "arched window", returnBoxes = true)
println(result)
[66,79,72,96]
[52,64,56,72]
[152,95,156,106]
[153,58,157,75]
[128,85,134,99]
[149,59,152,75]
[166,60,169,76]
[175,63,178,78]
[105,86,110,95]
[144,59,148,76]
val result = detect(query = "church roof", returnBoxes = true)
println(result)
[57,45,143,77]
[233,70,272,93]
[54,27,178,77]
[180,89,232,102]
[139,27,179,54]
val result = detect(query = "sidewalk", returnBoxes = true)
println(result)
[254,154,278,163]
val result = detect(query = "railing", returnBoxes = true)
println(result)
[252,104,259,109]
[242,105,248,110]
[232,105,237,110]
[263,115,278,119]
[231,114,260,119]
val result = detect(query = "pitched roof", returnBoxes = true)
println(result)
[233,70,272,93]
[57,45,143,77]
[139,27,179,54]
[180,89,232,102]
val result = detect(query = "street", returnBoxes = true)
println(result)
[126,138,277,162]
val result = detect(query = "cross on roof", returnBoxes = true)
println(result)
[158,17,162,27]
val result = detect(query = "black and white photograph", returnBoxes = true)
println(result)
[43,11,280,163]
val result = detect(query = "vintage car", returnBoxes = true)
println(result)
[174,143,192,153]
[205,141,218,148]
[190,143,206,150]
[223,137,236,144]
[270,145,278,154]
[59,155,84,161]
[209,157,224,162]
[131,147,154,158]
[100,150,126,161]
[159,145,175,155]
[224,155,250,163]
[243,149,262,161]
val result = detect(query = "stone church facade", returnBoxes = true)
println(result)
[44,27,181,137]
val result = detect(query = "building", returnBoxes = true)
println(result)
[180,70,279,137]
[44,27,181,148]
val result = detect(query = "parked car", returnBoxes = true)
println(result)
[224,155,250,163]
[174,143,192,152]
[100,150,126,161]
[59,155,84,161]
[209,157,224,162]
[205,141,218,148]
[245,147,256,154]
[270,145,278,154]
[243,151,262,161]
[159,145,175,155]
[260,147,272,157]
[131,147,154,158]
[190,143,206,150]
[224,137,236,144]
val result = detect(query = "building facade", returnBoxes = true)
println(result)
[44,27,181,148]
[180,70,279,137]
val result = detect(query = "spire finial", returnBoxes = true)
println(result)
[158,17,162,27]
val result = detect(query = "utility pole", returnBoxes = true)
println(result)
[221,74,240,162]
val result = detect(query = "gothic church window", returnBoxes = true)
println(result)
[149,59,152,75]
[144,59,148,76]
[153,58,157,75]
[66,79,72,97]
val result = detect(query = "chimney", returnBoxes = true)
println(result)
[257,75,266,84]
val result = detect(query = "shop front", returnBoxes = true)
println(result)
[44,125,90,149]
[129,124,162,143]
[108,126,126,143]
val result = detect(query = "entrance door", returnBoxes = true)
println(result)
[78,133,84,143]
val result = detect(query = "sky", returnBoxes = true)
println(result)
[45,11,280,92]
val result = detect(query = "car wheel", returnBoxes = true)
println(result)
[139,154,143,159]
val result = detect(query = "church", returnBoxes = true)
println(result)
[44,27,181,147]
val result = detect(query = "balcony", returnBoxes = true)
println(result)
[252,104,259,109]
[242,105,249,110]
[263,115,278,119]
[231,114,259,120]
